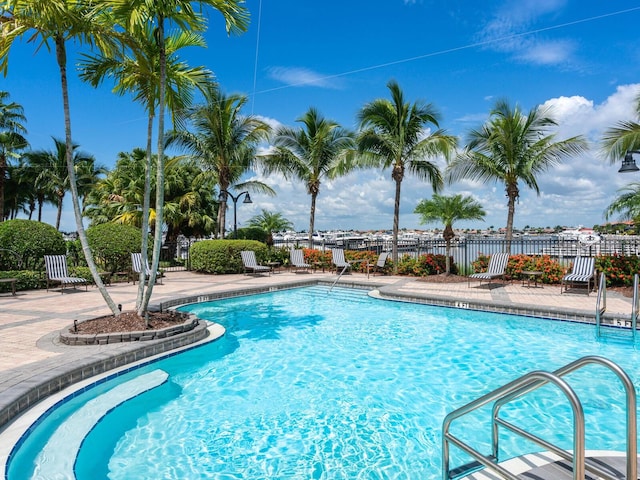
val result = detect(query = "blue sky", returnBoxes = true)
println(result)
[2,0,640,233]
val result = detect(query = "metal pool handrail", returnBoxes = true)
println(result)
[442,355,637,480]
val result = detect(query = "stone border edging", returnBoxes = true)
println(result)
[0,321,209,430]
[59,314,200,345]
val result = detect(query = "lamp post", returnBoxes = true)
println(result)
[218,190,252,238]
[619,151,640,173]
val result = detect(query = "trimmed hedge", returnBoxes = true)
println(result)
[0,270,44,293]
[190,240,269,274]
[86,223,143,274]
[0,219,66,270]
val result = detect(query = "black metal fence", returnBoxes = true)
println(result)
[275,235,640,273]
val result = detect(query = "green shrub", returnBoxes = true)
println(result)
[227,227,267,243]
[395,253,456,276]
[190,239,268,274]
[596,254,640,287]
[0,270,45,292]
[0,219,65,270]
[86,223,143,274]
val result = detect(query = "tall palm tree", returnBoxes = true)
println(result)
[248,209,293,247]
[261,107,356,248]
[601,92,640,162]
[80,23,213,313]
[604,183,640,225]
[0,91,28,221]
[108,0,249,313]
[357,80,456,268]
[1,0,122,314]
[447,99,587,251]
[414,194,485,274]
[25,137,96,230]
[167,87,273,238]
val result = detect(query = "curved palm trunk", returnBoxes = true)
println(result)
[218,197,227,238]
[141,15,166,318]
[505,182,518,253]
[136,111,154,312]
[443,224,455,275]
[391,178,401,272]
[0,153,5,220]
[55,36,118,315]
[308,193,317,249]
[55,193,63,230]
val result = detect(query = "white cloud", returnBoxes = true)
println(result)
[479,0,577,68]
[267,67,343,89]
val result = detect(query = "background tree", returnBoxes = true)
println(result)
[261,107,356,248]
[25,137,97,230]
[1,0,123,314]
[248,209,293,247]
[604,183,640,227]
[0,90,28,221]
[447,99,587,251]
[167,87,273,238]
[80,23,213,312]
[414,193,485,274]
[357,80,456,269]
[601,92,640,162]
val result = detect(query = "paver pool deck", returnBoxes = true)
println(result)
[0,270,634,435]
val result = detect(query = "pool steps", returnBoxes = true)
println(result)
[445,356,637,480]
[31,369,169,479]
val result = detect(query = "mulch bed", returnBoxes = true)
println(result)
[72,311,186,335]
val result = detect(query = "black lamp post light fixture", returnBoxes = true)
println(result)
[619,150,640,173]
[218,189,252,238]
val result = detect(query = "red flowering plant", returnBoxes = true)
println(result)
[472,253,563,284]
[596,254,640,287]
[395,253,455,276]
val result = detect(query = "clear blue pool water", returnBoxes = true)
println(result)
[6,285,640,479]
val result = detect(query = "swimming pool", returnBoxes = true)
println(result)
[5,285,639,479]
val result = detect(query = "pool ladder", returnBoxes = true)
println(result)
[596,273,638,341]
[442,355,637,480]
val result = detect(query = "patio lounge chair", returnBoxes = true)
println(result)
[131,253,162,285]
[468,252,509,287]
[44,255,88,293]
[331,248,351,274]
[366,252,389,278]
[290,249,311,273]
[561,256,595,295]
[240,250,271,276]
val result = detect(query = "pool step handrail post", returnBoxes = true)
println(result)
[442,355,637,480]
[595,273,606,338]
[329,264,350,292]
[632,273,639,342]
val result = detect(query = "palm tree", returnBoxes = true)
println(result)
[357,80,457,268]
[167,87,273,238]
[248,209,293,247]
[601,92,640,162]
[261,108,356,248]
[79,23,213,313]
[414,194,485,274]
[447,99,587,251]
[108,0,249,314]
[1,0,123,314]
[0,91,28,221]
[604,183,640,225]
[25,137,96,230]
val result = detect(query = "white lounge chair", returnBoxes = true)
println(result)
[131,253,162,284]
[561,256,595,295]
[331,248,351,274]
[366,252,389,278]
[290,249,311,273]
[240,251,271,276]
[44,255,88,293]
[468,252,509,287]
